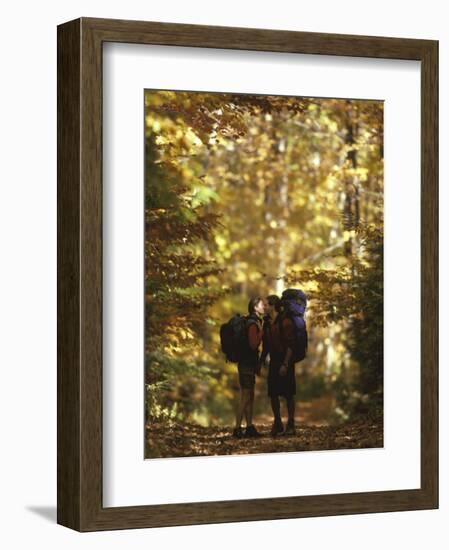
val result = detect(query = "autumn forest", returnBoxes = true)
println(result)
[145,89,384,459]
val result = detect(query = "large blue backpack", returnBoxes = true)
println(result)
[279,288,308,363]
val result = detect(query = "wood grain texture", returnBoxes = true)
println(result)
[84,16,433,59]
[57,17,439,532]
[420,40,438,503]
[57,18,81,531]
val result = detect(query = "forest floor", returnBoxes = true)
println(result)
[145,396,383,459]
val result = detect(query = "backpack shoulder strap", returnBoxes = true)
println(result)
[277,311,289,330]
[246,314,259,327]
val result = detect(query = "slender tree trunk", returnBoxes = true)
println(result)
[274,127,289,296]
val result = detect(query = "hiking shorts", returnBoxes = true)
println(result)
[237,364,256,389]
[267,356,296,397]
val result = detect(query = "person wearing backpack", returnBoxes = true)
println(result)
[260,294,296,436]
[260,290,308,436]
[232,296,265,439]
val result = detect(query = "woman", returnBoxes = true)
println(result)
[232,296,265,438]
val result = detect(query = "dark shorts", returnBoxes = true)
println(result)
[267,355,296,397]
[237,364,256,389]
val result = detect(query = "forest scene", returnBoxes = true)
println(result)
[145,89,384,459]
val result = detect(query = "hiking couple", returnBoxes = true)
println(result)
[222,288,308,440]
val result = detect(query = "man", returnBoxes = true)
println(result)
[260,294,298,436]
[233,296,265,438]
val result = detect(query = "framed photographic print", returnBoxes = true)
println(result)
[57,17,438,531]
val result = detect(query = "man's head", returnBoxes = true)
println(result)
[248,296,265,317]
[265,294,281,316]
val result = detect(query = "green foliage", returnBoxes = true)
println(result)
[290,220,383,419]
[145,118,227,422]
[145,350,218,422]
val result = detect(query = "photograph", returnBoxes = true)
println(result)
[144,89,384,459]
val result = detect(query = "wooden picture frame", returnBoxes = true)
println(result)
[57,17,438,531]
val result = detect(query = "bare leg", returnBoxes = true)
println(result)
[246,388,255,427]
[270,396,281,424]
[286,396,295,425]
[244,395,249,427]
[236,388,251,428]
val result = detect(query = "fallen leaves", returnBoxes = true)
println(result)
[145,419,383,459]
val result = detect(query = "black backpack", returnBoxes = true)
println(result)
[219,314,249,363]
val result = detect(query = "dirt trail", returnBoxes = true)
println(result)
[145,417,383,459]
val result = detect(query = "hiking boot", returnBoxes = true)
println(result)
[284,421,296,436]
[270,420,284,437]
[245,424,262,438]
[232,426,244,439]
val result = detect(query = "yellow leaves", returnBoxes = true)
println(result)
[312,214,330,227]
[145,89,384,429]
[343,229,356,243]
[355,167,369,182]
[183,127,204,147]
[214,234,227,248]
[180,328,194,341]
[292,194,307,208]
[311,152,321,167]
[328,120,338,133]
[326,174,337,190]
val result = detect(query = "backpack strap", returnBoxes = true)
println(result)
[277,312,288,348]
[277,311,288,336]
[246,314,260,329]
[278,312,297,353]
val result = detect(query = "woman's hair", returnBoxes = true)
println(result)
[248,296,263,315]
[266,294,281,312]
